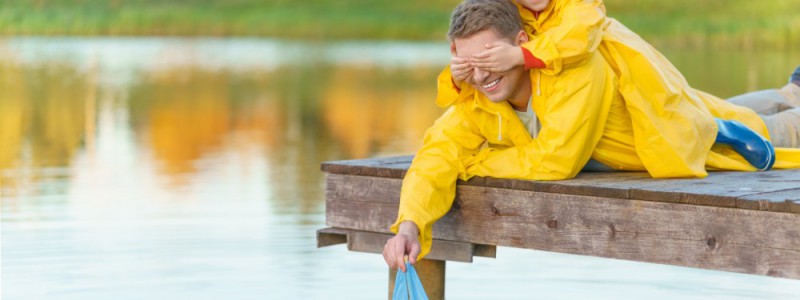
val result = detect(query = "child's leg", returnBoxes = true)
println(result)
[761,108,800,148]
[726,83,800,148]
[778,82,800,107]
[727,88,794,115]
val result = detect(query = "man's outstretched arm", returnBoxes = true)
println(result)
[383,106,484,270]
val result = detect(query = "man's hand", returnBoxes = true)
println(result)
[450,56,473,89]
[382,221,421,272]
[470,41,524,73]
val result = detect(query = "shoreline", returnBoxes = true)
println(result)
[1,0,797,49]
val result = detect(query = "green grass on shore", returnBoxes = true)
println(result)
[2,0,798,49]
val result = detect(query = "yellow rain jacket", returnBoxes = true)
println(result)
[437,0,800,175]
[395,0,800,260]
[393,47,619,259]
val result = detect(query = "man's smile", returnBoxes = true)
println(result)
[482,78,502,92]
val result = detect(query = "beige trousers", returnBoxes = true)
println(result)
[727,83,800,148]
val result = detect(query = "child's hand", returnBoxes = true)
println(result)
[470,42,524,73]
[450,56,473,88]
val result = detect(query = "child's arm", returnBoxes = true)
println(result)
[435,62,476,108]
[468,41,539,73]
[522,0,607,75]
[470,0,606,75]
[449,56,472,92]
[436,41,475,107]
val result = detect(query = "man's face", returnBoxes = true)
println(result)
[453,29,528,104]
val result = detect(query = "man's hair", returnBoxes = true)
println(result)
[447,0,523,41]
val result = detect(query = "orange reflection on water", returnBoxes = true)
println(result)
[231,96,285,150]
[127,69,290,180]
[135,69,233,175]
[1,57,90,195]
[322,66,442,158]
[2,57,445,192]
[0,59,26,171]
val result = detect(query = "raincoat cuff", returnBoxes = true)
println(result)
[451,77,461,92]
[521,47,545,70]
[525,37,562,75]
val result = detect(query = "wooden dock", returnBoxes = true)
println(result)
[317,156,800,299]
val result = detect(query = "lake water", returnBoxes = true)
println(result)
[1,37,799,299]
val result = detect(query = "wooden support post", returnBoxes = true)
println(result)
[388,259,445,300]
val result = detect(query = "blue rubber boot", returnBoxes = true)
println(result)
[715,118,775,171]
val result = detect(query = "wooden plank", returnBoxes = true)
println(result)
[317,227,349,247]
[328,172,800,215]
[486,171,655,199]
[325,173,800,279]
[348,231,479,263]
[475,170,800,212]
[482,170,800,211]
[322,157,800,213]
[737,189,800,213]
[444,186,800,259]
[474,243,497,258]
[317,227,495,263]
[321,156,413,178]
[626,170,800,209]
[320,159,369,175]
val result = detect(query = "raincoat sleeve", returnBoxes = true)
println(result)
[521,0,606,75]
[435,65,468,108]
[464,58,615,180]
[390,106,485,260]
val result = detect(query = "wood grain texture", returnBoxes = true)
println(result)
[316,227,496,262]
[736,189,800,213]
[349,230,478,263]
[325,173,800,279]
[317,227,349,247]
[321,156,412,178]
[322,157,800,213]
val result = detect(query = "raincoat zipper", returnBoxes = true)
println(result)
[537,70,541,96]
[497,112,503,141]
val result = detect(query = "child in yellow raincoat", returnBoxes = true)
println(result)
[440,0,800,176]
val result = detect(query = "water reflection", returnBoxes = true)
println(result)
[0,38,447,192]
[0,58,25,171]
[0,59,91,196]
[2,38,799,299]
[128,68,236,176]
[322,66,441,158]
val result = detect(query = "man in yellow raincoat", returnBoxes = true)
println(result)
[383,0,800,270]
[384,0,618,271]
